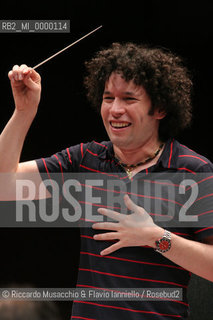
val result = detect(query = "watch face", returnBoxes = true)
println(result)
[159,239,170,251]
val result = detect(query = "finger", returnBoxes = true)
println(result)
[100,242,122,256]
[93,232,119,241]
[20,65,31,77]
[10,65,28,81]
[97,208,124,222]
[124,194,139,212]
[8,69,22,84]
[13,64,27,81]
[20,64,28,70]
[25,68,41,84]
[8,70,15,83]
[23,69,41,90]
[92,222,119,231]
[11,65,20,81]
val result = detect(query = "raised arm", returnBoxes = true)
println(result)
[0,65,41,173]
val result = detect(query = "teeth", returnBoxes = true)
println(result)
[111,122,130,128]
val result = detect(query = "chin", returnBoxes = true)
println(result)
[110,137,130,148]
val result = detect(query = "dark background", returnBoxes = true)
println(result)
[0,1,213,319]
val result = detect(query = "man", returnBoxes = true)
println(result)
[1,42,213,319]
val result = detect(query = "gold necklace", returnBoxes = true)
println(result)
[115,143,164,179]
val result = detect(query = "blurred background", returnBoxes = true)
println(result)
[0,0,212,319]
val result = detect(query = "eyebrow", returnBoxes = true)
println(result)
[103,91,137,95]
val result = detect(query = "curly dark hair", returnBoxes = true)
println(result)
[84,42,193,141]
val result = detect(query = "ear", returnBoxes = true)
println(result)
[154,108,167,120]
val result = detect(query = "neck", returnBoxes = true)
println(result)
[113,138,163,166]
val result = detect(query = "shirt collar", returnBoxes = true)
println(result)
[157,138,179,170]
[98,141,114,160]
[98,138,179,170]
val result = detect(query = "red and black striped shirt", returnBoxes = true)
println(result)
[36,138,213,320]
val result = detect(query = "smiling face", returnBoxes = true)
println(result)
[101,73,164,151]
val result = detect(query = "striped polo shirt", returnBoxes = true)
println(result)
[36,138,213,320]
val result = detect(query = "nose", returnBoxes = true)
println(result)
[110,98,125,117]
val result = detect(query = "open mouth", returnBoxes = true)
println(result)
[110,121,131,129]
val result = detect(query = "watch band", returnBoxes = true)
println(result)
[155,230,171,253]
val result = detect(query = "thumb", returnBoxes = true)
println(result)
[124,194,139,212]
[23,69,41,90]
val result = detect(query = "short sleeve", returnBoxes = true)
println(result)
[36,142,90,174]
[35,142,90,197]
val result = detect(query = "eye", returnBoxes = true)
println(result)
[103,96,114,101]
[123,97,137,101]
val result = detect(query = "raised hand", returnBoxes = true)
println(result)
[8,64,41,114]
